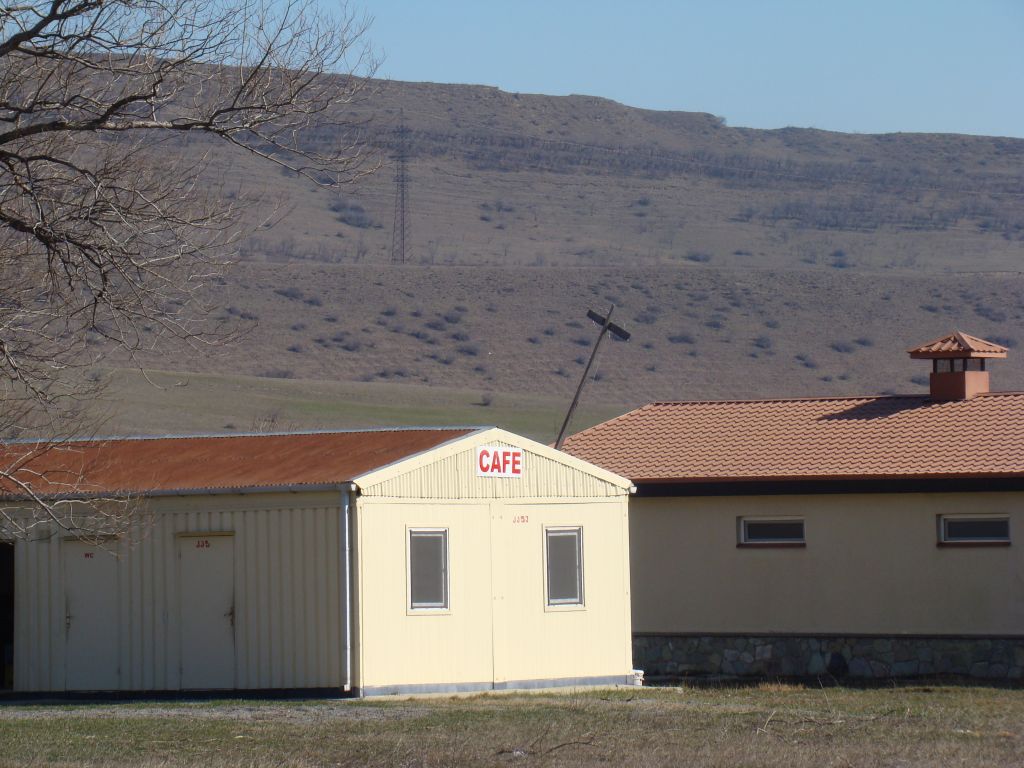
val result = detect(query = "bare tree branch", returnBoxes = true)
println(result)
[0,0,380,538]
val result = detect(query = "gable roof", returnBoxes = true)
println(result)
[0,428,478,497]
[353,426,631,493]
[908,331,1008,359]
[560,393,1024,484]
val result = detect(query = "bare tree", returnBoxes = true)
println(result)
[0,0,378,538]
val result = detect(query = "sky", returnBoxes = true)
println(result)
[362,0,1024,138]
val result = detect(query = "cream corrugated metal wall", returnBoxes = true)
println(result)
[354,435,633,693]
[360,441,627,500]
[14,492,345,692]
[354,497,633,692]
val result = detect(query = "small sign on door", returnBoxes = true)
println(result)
[476,446,523,478]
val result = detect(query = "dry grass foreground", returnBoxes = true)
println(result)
[1,683,1022,767]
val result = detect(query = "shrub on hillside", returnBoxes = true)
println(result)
[329,197,375,229]
[633,307,660,325]
[975,305,1008,323]
[668,333,694,345]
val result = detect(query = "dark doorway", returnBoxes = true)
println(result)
[0,543,12,690]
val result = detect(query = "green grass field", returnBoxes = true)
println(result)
[83,367,626,443]
[1,684,1022,767]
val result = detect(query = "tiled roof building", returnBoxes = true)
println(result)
[564,330,1023,489]
[562,332,1024,682]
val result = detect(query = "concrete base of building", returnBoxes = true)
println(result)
[359,674,635,697]
[634,633,1024,681]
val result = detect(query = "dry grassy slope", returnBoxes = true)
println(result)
[120,263,1024,411]
[109,80,1024,424]
[222,79,1024,273]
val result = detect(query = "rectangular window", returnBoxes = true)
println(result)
[939,516,1010,545]
[409,529,448,609]
[545,527,583,606]
[739,518,805,546]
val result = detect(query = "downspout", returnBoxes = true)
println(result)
[341,483,356,693]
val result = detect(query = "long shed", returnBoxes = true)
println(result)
[1,427,634,695]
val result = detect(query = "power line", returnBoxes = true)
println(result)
[390,111,410,265]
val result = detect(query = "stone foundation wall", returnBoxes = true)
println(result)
[634,634,1024,680]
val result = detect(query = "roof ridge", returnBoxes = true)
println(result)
[645,394,929,406]
[952,329,972,350]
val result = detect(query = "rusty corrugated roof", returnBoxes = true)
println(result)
[908,331,1008,359]
[560,393,1024,483]
[0,428,478,497]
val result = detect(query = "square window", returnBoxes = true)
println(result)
[545,527,583,606]
[939,516,1010,544]
[409,529,448,609]
[739,518,805,545]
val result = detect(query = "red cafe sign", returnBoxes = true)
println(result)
[476,446,523,478]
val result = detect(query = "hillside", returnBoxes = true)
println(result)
[218,79,1024,273]
[96,80,1024,435]
[111,262,1024,412]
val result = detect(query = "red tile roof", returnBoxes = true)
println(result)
[908,331,1008,359]
[0,429,476,497]
[560,393,1024,484]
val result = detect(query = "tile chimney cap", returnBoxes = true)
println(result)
[908,330,1008,360]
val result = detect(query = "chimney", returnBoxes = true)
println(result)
[907,331,1008,401]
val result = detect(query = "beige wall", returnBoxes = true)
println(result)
[354,496,632,691]
[631,492,1024,636]
[14,492,346,692]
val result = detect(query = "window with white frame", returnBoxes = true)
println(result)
[408,529,448,609]
[545,527,584,606]
[938,516,1010,545]
[738,518,805,545]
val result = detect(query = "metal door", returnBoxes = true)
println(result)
[64,540,119,690]
[178,534,235,690]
